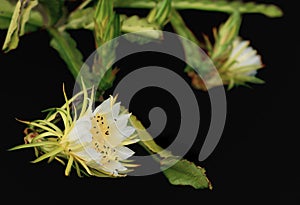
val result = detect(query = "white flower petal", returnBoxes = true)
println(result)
[93,97,111,115]
[66,116,92,144]
[227,37,263,77]
[102,161,127,173]
[116,113,131,130]
[230,39,249,58]
[237,49,257,64]
[120,126,135,137]
[112,102,121,118]
[115,145,135,160]
[76,146,102,162]
[245,55,261,67]
[246,70,257,76]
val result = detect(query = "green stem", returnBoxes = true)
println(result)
[114,0,283,17]
[170,9,205,49]
[129,115,174,162]
[138,141,161,163]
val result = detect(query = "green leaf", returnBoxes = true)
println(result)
[121,15,161,33]
[121,15,163,44]
[19,0,39,35]
[62,7,94,30]
[172,0,283,17]
[169,9,200,45]
[48,28,84,79]
[162,158,212,189]
[38,0,64,26]
[129,115,173,158]
[114,0,283,18]
[2,0,39,52]
[62,8,162,44]
[0,0,43,30]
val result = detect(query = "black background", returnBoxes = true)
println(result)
[0,1,298,204]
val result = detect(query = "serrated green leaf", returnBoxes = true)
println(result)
[62,7,94,30]
[2,0,39,52]
[114,0,283,18]
[172,0,283,17]
[121,15,163,44]
[48,28,84,79]
[62,8,162,44]
[121,15,161,33]
[38,0,64,26]
[162,158,212,189]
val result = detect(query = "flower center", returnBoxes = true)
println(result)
[90,114,119,163]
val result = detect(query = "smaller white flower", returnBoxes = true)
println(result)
[219,37,265,89]
[227,37,263,75]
